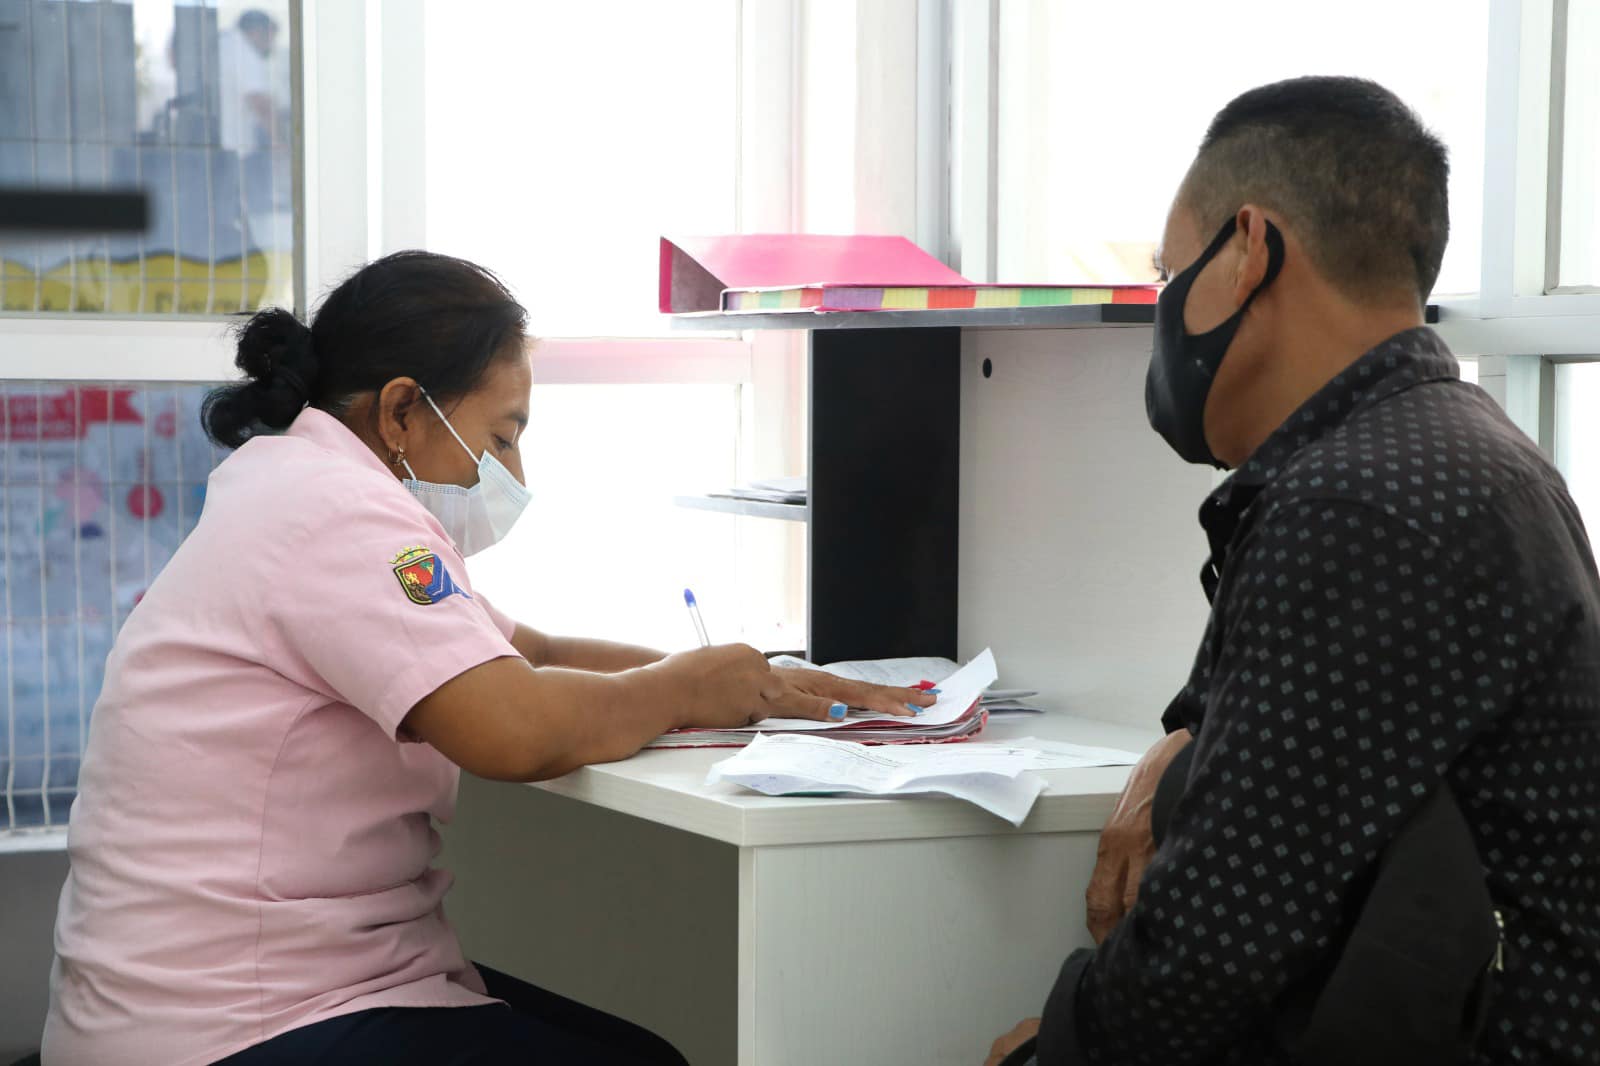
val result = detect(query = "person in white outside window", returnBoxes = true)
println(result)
[216,9,282,154]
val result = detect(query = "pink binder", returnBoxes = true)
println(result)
[659,234,969,314]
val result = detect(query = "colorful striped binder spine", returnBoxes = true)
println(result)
[722,284,1159,313]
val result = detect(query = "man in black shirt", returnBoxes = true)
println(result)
[986,77,1600,1065]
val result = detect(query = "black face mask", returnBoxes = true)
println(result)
[1145,216,1285,468]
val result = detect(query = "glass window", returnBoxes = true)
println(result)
[424,0,737,338]
[994,0,1488,297]
[1556,0,1600,290]
[465,383,773,652]
[424,3,786,654]
[2,382,225,830]
[0,0,296,315]
[1555,362,1600,538]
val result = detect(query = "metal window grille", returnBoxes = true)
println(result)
[1,381,224,833]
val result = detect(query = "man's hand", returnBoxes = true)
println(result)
[1084,728,1193,943]
[984,1017,1040,1066]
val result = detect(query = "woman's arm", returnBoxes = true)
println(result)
[402,647,939,782]
[510,624,665,673]
[507,626,937,719]
[404,644,780,780]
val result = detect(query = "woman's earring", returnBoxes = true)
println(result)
[390,446,406,466]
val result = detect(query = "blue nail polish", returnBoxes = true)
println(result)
[928,688,942,695]
[829,703,847,720]
[907,703,924,715]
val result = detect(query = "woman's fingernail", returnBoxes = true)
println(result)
[829,703,847,720]
[907,703,923,715]
[927,688,942,695]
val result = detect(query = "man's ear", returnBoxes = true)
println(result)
[1231,204,1274,305]
[375,377,423,456]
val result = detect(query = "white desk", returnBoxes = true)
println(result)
[442,712,1156,1066]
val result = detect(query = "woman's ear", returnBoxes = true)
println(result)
[375,377,423,458]
[1231,205,1274,304]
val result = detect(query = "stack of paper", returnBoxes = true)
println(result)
[659,234,968,314]
[789,654,1043,714]
[647,649,999,749]
[707,733,1142,824]
[982,689,1043,714]
[711,476,806,506]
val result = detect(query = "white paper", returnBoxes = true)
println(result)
[767,653,962,688]
[749,475,807,495]
[706,732,1046,824]
[982,688,1040,702]
[770,654,1031,707]
[745,648,998,732]
[996,738,1143,768]
[979,701,1043,714]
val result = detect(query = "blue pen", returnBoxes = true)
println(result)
[684,588,711,647]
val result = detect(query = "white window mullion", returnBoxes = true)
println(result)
[378,0,426,256]
[0,318,235,383]
[1504,353,1557,453]
[949,0,998,283]
[300,0,371,309]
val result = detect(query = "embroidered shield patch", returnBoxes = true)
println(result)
[391,545,468,605]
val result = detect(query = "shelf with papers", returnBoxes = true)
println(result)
[673,494,808,522]
[668,299,1439,666]
[670,302,1156,332]
[669,303,1437,333]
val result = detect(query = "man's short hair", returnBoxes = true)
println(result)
[239,10,277,35]
[1181,76,1450,305]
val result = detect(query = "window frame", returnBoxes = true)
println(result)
[1544,0,1600,295]
[948,0,1600,363]
[0,0,769,389]
[0,0,793,848]
[946,0,1600,492]
[0,0,311,379]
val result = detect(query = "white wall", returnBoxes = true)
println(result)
[0,849,66,1059]
[959,327,1216,725]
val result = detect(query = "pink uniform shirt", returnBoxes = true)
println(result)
[44,408,521,1066]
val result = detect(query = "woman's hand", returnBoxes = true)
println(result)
[652,652,939,727]
[768,666,937,720]
[653,644,785,728]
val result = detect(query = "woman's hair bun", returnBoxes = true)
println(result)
[202,308,322,448]
[201,250,529,451]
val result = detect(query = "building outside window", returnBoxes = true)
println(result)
[0,0,295,314]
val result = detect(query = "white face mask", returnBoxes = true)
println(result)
[401,389,531,556]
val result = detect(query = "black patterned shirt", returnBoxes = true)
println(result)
[1038,327,1600,1065]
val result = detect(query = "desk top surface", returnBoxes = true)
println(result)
[528,713,1158,848]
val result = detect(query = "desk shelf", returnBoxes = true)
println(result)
[671,302,1155,333]
[674,494,808,522]
[670,301,1439,666]
[672,301,1437,334]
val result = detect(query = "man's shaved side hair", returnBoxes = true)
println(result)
[1181,76,1450,307]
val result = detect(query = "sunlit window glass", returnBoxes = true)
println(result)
[995,0,1487,297]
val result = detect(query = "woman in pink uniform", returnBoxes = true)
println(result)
[43,251,933,1066]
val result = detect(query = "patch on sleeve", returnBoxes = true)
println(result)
[391,545,471,606]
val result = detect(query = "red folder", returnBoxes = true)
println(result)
[660,234,969,314]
